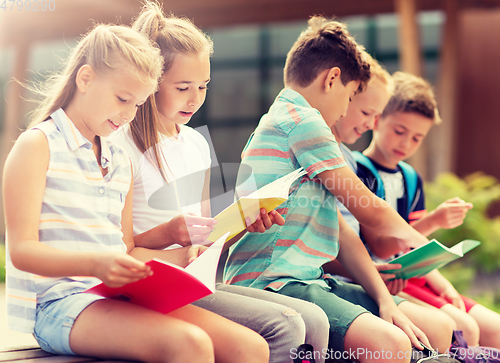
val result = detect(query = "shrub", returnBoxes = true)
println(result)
[425,172,500,293]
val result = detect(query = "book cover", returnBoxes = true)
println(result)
[85,232,230,314]
[208,167,307,242]
[381,239,481,280]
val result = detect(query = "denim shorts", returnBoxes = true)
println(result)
[34,293,105,355]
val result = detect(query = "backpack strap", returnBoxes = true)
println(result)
[352,151,385,199]
[354,152,420,219]
[398,161,419,217]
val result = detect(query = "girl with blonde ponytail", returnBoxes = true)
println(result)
[111,2,331,362]
[4,23,256,363]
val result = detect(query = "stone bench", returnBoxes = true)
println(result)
[0,345,138,362]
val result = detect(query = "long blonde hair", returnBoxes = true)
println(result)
[130,0,213,181]
[28,24,163,128]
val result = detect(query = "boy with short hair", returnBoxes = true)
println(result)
[356,71,500,349]
[224,17,453,361]
[322,52,411,295]
[356,71,464,247]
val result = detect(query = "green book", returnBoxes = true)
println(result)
[381,239,481,280]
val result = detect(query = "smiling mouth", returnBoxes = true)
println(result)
[109,120,121,129]
[354,127,368,137]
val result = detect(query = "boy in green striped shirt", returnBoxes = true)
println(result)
[224,16,454,361]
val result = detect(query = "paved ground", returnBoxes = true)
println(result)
[0,283,38,349]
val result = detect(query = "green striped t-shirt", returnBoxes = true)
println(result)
[223,88,347,291]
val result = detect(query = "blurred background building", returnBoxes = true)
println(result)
[2,0,500,231]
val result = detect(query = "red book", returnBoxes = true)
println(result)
[85,232,229,314]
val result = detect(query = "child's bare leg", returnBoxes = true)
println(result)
[399,301,454,353]
[344,313,412,363]
[169,304,270,363]
[439,303,480,346]
[70,300,214,363]
[468,304,500,348]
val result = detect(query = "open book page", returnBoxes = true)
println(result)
[184,231,228,289]
[382,239,481,280]
[207,168,307,242]
[85,232,230,314]
[448,239,481,256]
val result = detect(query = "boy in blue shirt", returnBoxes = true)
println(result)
[224,17,454,362]
[355,71,500,349]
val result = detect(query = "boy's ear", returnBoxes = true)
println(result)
[324,67,342,93]
[75,64,95,93]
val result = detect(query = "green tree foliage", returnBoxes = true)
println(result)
[425,172,500,291]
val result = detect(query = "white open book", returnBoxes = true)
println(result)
[208,167,307,242]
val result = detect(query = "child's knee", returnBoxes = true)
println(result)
[426,310,455,353]
[280,308,307,343]
[456,314,480,345]
[234,331,269,363]
[440,310,456,336]
[302,304,330,337]
[254,334,271,362]
[160,324,214,363]
[379,325,412,357]
[355,326,412,363]
[258,306,307,353]
[345,314,412,362]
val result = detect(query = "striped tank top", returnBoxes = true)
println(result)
[6,108,131,333]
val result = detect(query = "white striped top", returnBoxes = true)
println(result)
[6,108,131,333]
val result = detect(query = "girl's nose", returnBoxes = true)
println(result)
[189,90,201,108]
[123,105,137,122]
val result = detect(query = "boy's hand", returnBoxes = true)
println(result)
[430,197,473,230]
[397,238,415,253]
[167,214,217,246]
[379,303,432,350]
[95,253,152,288]
[245,209,285,233]
[441,286,466,311]
[376,263,407,295]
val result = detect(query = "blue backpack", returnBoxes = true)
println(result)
[352,151,419,219]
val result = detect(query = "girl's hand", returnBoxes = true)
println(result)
[379,303,432,350]
[167,214,217,246]
[245,209,285,233]
[187,245,209,265]
[94,253,152,288]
